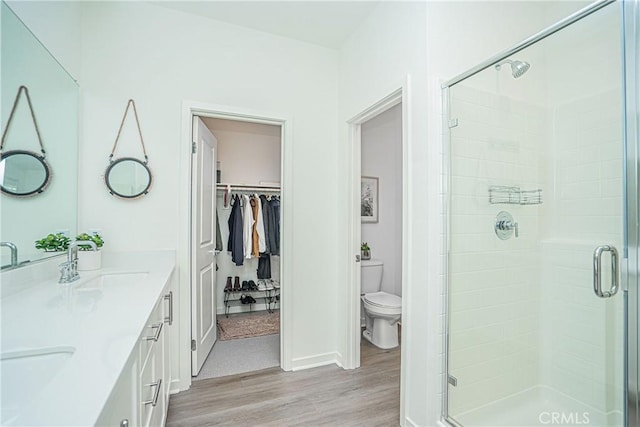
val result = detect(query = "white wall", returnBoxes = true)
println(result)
[361,103,403,297]
[5,1,82,81]
[77,1,340,379]
[338,3,428,424]
[204,118,281,186]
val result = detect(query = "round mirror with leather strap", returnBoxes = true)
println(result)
[0,86,52,197]
[104,99,153,199]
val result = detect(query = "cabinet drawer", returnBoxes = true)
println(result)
[139,299,164,365]
[139,349,161,427]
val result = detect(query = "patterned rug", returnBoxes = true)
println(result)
[217,310,280,341]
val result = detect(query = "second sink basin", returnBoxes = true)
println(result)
[1,346,76,425]
[80,272,149,289]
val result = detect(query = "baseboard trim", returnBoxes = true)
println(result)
[404,416,419,427]
[169,377,190,395]
[291,352,340,371]
[335,351,345,368]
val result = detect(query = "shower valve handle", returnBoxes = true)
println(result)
[495,219,519,237]
[497,220,518,237]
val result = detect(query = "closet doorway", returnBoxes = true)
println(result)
[179,103,292,387]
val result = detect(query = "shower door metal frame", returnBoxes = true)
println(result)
[440,0,639,424]
[623,0,639,424]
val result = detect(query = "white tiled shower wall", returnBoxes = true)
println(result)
[446,76,624,422]
[540,87,624,417]
[447,84,546,415]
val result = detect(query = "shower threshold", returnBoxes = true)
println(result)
[451,385,622,427]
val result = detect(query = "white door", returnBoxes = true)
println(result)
[191,116,218,376]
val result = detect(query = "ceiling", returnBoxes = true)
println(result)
[201,117,281,137]
[151,1,380,49]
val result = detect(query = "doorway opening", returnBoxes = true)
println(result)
[346,87,408,421]
[179,102,292,388]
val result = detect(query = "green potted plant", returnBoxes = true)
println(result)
[75,232,104,271]
[35,233,71,252]
[361,242,371,260]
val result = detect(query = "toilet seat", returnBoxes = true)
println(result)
[364,291,402,309]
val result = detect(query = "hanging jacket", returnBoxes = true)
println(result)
[228,195,244,266]
[255,194,266,253]
[267,197,280,256]
[257,253,271,279]
[260,195,272,254]
[243,194,254,259]
[215,209,223,252]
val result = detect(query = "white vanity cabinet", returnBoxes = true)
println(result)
[95,355,137,427]
[97,279,175,427]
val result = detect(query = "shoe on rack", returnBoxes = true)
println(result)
[233,276,241,292]
[265,280,274,291]
[242,280,249,291]
[246,295,256,304]
[257,280,267,291]
[248,280,258,291]
[271,279,280,289]
[240,295,246,304]
[224,276,232,292]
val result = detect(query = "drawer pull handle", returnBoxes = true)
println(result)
[144,322,163,342]
[143,379,162,406]
[164,291,173,325]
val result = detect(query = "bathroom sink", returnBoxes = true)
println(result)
[1,346,75,424]
[80,272,149,289]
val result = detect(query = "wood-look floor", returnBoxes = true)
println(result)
[166,339,401,426]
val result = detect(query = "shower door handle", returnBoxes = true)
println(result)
[593,245,619,298]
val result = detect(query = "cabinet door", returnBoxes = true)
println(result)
[96,357,137,427]
[139,299,165,427]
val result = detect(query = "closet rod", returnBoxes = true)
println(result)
[215,183,280,192]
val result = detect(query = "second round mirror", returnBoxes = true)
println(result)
[105,157,152,199]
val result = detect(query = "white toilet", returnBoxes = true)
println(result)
[361,259,402,349]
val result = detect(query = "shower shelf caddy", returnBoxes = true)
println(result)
[489,186,542,205]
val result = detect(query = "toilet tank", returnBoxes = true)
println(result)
[361,259,383,294]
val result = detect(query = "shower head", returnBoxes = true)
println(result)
[495,59,530,78]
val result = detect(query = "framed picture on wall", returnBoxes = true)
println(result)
[361,176,379,223]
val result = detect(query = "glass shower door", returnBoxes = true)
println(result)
[444,3,626,426]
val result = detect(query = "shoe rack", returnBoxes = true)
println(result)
[223,288,280,317]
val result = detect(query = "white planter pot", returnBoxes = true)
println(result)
[77,251,102,271]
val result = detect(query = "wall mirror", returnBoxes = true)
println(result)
[105,157,152,198]
[1,1,79,269]
[0,150,51,196]
[105,99,152,199]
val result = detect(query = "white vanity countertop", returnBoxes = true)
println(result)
[0,250,176,426]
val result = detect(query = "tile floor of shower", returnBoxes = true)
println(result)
[451,385,622,427]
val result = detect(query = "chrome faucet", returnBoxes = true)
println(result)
[58,240,97,284]
[1,241,18,269]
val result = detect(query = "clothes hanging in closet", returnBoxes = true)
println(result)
[227,193,280,265]
[255,195,266,253]
[215,209,223,252]
[268,197,280,256]
[260,195,280,256]
[257,253,271,279]
[242,194,254,259]
[227,195,244,266]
